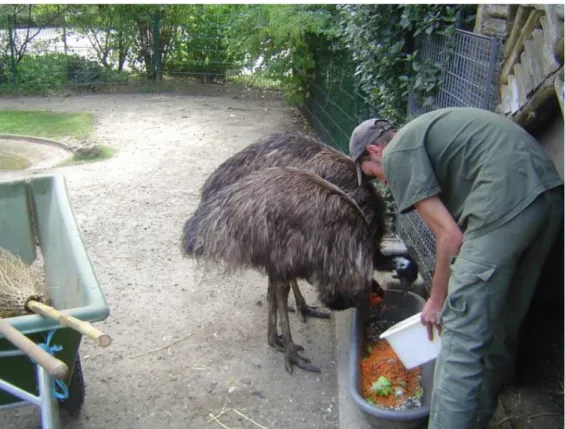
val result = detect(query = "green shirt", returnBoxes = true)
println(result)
[382,107,563,239]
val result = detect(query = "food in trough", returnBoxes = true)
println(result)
[361,302,424,411]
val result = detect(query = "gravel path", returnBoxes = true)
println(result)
[0,93,339,429]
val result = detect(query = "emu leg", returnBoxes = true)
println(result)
[267,278,304,353]
[267,278,279,349]
[275,280,321,374]
[289,279,331,323]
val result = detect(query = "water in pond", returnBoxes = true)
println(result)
[0,152,31,171]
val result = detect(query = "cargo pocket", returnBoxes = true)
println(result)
[439,255,497,336]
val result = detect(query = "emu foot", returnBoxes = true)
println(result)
[268,334,304,353]
[288,304,331,323]
[268,335,320,372]
[284,346,321,374]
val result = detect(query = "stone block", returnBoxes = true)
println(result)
[524,39,545,88]
[532,28,560,76]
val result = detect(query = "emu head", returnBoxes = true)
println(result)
[320,279,384,313]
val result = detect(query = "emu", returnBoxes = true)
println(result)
[183,167,378,374]
[198,131,407,321]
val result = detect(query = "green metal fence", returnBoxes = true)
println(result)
[297,42,377,154]
[0,10,282,100]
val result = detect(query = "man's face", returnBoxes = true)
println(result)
[359,144,387,185]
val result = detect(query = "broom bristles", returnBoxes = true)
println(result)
[0,247,48,318]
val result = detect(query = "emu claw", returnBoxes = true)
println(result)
[298,306,331,323]
[289,305,331,323]
[284,349,321,374]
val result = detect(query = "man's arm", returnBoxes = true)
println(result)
[414,195,463,339]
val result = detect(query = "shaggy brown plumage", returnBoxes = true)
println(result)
[198,131,393,321]
[183,167,377,374]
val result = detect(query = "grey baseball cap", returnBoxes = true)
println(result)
[349,118,394,186]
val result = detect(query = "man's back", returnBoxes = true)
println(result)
[382,107,563,238]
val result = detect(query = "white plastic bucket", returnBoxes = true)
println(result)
[379,312,442,370]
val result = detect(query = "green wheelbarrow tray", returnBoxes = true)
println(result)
[0,172,110,428]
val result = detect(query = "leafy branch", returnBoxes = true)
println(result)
[336,4,476,124]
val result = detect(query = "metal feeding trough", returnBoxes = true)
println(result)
[348,289,436,429]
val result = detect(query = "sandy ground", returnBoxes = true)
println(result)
[0,93,340,429]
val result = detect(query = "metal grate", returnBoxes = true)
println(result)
[408,28,502,116]
[396,29,503,291]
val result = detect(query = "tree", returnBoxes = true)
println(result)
[2,4,66,64]
[66,5,135,72]
[224,4,339,102]
[166,4,234,84]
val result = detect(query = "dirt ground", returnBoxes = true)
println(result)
[0,92,340,429]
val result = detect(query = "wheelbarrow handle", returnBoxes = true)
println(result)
[27,301,113,348]
[0,318,69,380]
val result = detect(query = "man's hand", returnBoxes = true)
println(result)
[421,296,444,341]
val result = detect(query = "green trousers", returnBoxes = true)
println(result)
[428,186,564,429]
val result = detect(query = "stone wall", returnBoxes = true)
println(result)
[473,4,512,39]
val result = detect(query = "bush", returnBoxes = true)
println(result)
[16,53,68,94]
[11,53,130,95]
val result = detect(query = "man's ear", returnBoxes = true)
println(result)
[366,144,382,156]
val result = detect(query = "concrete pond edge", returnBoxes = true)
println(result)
[0,134,73,152]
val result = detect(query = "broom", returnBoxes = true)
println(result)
[0,247,112,348]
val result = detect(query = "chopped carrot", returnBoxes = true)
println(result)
[361,339,422,409]
[369,293,383,306]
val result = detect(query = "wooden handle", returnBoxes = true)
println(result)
[0,318,69,380]
[27,301,112,348]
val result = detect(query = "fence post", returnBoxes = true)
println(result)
[153,11,161,91]
[7,15,18,96]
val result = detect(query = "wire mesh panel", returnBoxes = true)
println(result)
[397,29,503,291]
[408,28,502,116]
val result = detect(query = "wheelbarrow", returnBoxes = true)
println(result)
[0,172,110,429]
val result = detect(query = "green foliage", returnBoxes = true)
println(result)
[66,5,137,72]
[0,53,130,95]
[15,54,67,94]
[165,5,233,83]
[1,3,479,127]
[337,4,476,124]
[224,4,339,103]
[0,109,94,140]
